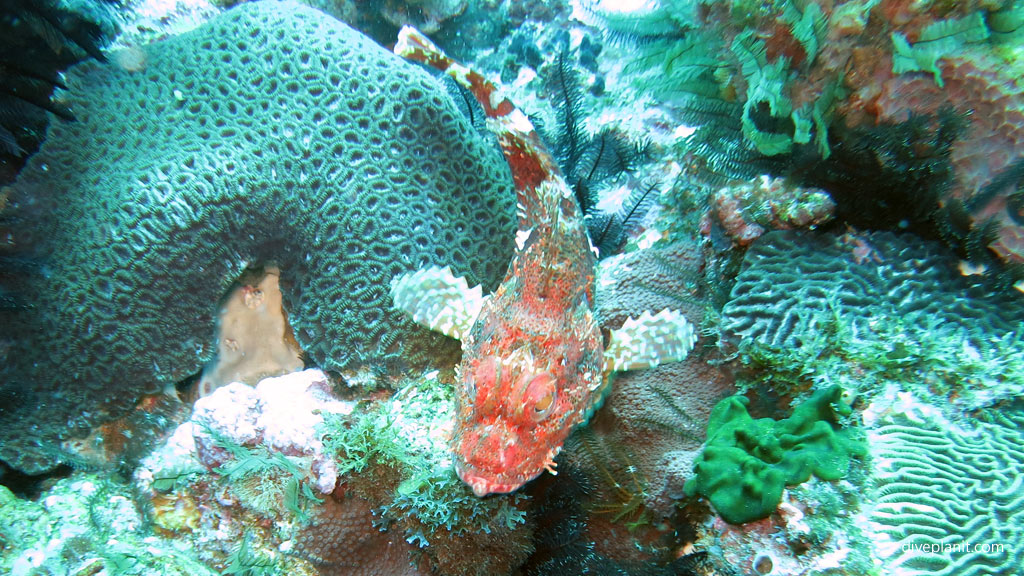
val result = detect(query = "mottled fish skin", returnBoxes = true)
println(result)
[396,28,606,497]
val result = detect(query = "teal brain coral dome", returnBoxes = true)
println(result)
[0,1,515,474]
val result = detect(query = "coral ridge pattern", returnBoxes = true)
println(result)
[869,399,1024,576]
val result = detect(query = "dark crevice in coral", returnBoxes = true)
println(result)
[0,461,73,499]
[523,452,736,576]
[0,0,115,179]
[796,108,963,238]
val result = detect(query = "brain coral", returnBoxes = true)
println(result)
[868,396,1024,576]
[721,230,1024,356]
[0,0,515,473]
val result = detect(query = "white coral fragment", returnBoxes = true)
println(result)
[603,308,697,372]
[390,266,487,341]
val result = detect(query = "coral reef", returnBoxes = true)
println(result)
[506,239,734,570]
[684,386,865,525]
[873,53,1024,263]
[0,474,217,576]
[187,370,353,496]
[113,0,220,46]
[0,0,515,474]
[695,480,873,575]
[293,493,424,575]
[132,369,436,574]
[595,241,706,329]
[523,464,731,575]
[301,0,472,44]
[61,391,191,472]
[321,375,536,576]
[582,0,1024,271]
[583,241,736,521]
[865,389,1024,576]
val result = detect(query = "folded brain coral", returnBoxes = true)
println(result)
[868,399,1024,576]
[0,0,515,474]
[721,230,1024,356]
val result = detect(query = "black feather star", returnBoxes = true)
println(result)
[541,44,653,257]
[589,180,660,258]
[0,0,113,163]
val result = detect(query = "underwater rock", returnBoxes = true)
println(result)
[0,0,515,474]
[189,369,353,495]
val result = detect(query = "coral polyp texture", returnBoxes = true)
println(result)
[0,0,515,474]
[867,394,1024,576]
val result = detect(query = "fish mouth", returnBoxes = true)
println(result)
[455,462,527,497]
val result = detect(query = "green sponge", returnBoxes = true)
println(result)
[684,385,865,524]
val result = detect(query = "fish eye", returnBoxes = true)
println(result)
[524,373,556,421]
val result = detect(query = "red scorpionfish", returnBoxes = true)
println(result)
[391,28,696,497]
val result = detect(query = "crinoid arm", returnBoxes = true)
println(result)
[390,266,488,341]
[603,309,697,373]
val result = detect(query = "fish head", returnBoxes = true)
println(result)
[452,346,572,497]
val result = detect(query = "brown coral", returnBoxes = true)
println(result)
[293,493,425,576]
[596,242,706,329]
[583,243,736,519]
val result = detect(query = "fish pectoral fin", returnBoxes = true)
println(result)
[390,266,487,341]
[604,309,697,373]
